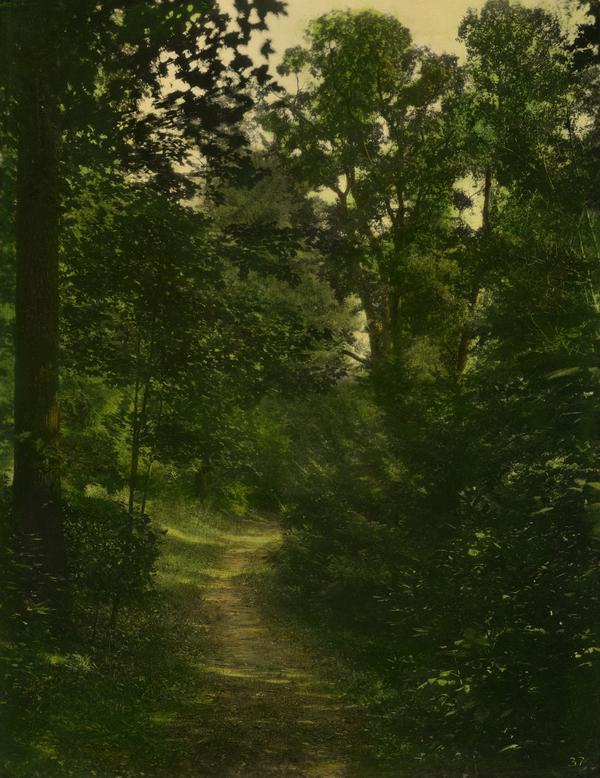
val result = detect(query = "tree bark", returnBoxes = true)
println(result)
[128,363,142,517]
[456,285,482,375]
[139,459,154,519]
[12,12,65,590]
[456,166,493,375]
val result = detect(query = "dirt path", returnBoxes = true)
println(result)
[189,516,370,778]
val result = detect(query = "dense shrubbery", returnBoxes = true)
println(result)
[0,482,162,775]
[65,495,160,628]
[0,477,160,631]
[235,3,600,772]
[250,371,600,771]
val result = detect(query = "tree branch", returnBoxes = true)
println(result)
[342,348,370,367]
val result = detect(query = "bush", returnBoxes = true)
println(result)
[65,496,160,621]
[256,379,600,773]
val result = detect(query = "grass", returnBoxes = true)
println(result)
[0,497,231,778]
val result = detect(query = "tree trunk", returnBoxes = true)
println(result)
[12,12,65,592]
[356,272,391,369]
[456,166,493,375]
[128,329,155,516]
[139,459,154,518]
[128,369,142,517]
[456,285,482,375]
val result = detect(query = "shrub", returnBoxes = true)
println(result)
[259,379,600,772]
[64,496,160,622]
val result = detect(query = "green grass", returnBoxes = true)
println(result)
[0,497,232,778]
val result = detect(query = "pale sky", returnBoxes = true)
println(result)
[263,0,570,60]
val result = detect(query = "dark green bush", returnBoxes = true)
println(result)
[64,496,160,617]
[256,379,600,773]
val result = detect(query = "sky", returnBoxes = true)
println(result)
[263,0,568,60]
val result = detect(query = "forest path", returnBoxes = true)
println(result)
[160,512,373,778]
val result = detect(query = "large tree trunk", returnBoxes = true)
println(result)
[12,12,65,592]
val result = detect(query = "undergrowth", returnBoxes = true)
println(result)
[0,497,227,778]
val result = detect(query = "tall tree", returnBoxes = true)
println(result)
[2,0,285,599]
[455,0,575,374]
[12,4,64,587]
[574,0,600,211]
[266,11,466,373]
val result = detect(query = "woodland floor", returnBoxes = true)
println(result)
[4,505,556,777]
[3,503,388,778]
[150,506,380,778]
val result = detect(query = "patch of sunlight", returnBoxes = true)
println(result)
[218,531,281,546]
[158,572,198,587]
[200,567,244,581]
[150,711,178,725]
[45,653,67,666]
[302,703,348,713]
[161,526,282,551]
[305,762,347,777]
[163,526,220,546]
[205,663,300,684]
[34,741,59,759]
[234,626,263,636]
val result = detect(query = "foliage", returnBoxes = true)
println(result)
[258,370,600,770]
[59,162,356,514]
[0,499,213,778]
[266,10,468,371]
[65,495,160,617]
[2,0,600,775]
[251,3,600,774]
